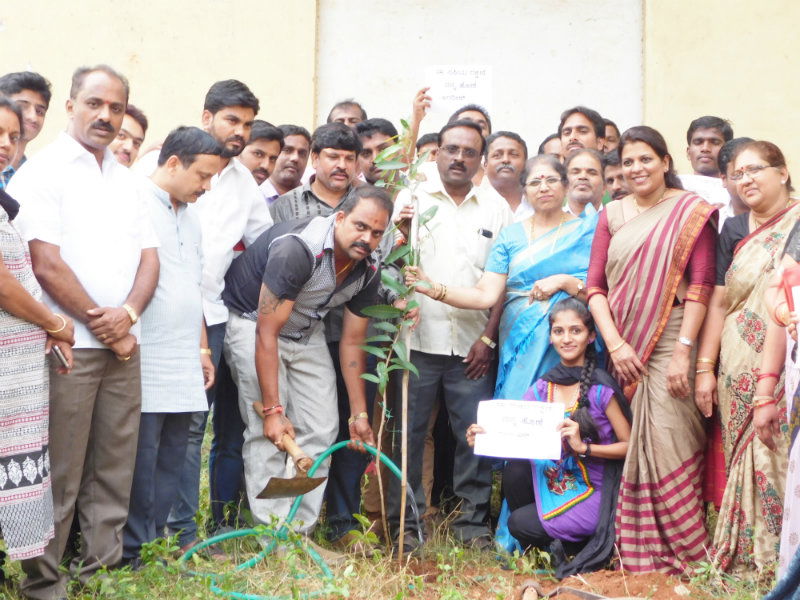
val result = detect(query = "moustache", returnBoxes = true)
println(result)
[495,162,516,174]
[253,168,269,178]
[449,161,466,171]
[612,189,628,200]
[91,120,114,132]
[225,135,245,146]
[331,169,348,178]
[351,241,371,253]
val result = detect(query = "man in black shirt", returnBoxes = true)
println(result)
[222,185,391,532]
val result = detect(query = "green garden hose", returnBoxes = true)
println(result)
[177,441,403,600]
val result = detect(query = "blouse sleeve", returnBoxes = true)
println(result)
[784,220,800,261]
[685,221,717,305]
[586,209,611,299]
[484,227,512,275]
[715,214,748,285]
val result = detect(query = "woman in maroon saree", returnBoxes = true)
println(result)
[586,126,717,574]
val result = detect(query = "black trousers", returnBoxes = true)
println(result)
[503,459,553,550]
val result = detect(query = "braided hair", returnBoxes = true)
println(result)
[549,297,601,443]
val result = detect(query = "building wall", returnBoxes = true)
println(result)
[644,0,799,174]
[316,0,643,153]
[0,0,318,152]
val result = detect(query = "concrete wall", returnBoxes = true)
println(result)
[644,0,800,174]
[316,0,643,153]
[0,0,318,152]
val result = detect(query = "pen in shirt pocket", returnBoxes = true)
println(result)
[477,228,493,239]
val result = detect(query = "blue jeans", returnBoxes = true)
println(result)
[167,323,226,546]
[124,412,192,559]
[323,342,377,542]
[209,356,245,529]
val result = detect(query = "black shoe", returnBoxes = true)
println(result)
[465,535,496,553]
[392,530,424,557]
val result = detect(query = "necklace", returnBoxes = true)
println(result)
[633,189,668,214]
[749,200,792,231]
[546,381,580,413]
[335,260,353,278]
[527,212,566,255]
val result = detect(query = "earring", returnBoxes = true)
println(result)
[782,180,787,185]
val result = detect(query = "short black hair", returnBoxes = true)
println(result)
[157,126,224,167]
[204,79,259,115]
[0,71,52,108]
[559,106,604,138]
[448,104,492,134]
[686,116,734,145]
[355,118,398,141]
[416,132,439,151]
[603,118,620,137]
[603,149,621,168]
[70,65,129,103]
[537,133,560,155]
[125,104,148,135]
[718,136,754,174]
[0,96,24,139]
[326,99,367,123]
[338,184,393,219]
[249,120,284,150]
[311,122,362,155]
[565,148,605,173]
[486,131,528,160]
[277,124,311,145]
[438,119,486,154]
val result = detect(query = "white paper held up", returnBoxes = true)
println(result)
[473,399,563,461]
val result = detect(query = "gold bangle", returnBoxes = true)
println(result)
[608,340,625,354]
[480,335,497,349]
[696,357,716,365]
[776,303,790,327]
[45,314,67,334]
[440,284,448,301]
[753,395,775,402]
[200,348,212,355]
[122,303,139,325]
[348,412,369,425]
[695,369,712,374]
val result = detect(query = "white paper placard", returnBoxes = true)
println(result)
[423,65,493,123]
[473,400,563,461]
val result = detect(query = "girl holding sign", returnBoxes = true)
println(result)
[466,298,631,578]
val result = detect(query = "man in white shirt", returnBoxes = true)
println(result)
[166,79,273,552]
[483,131,532,222]
[564,148,605,216]
[390,120,513,552]
[122,126,223,569]
[10,64,160,600]
[679,116,734,225]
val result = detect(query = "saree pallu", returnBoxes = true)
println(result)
[495,213,598,400]
[605,193,716,574]
[713,205,799,572]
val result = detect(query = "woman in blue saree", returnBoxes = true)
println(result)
[406,153,598,397]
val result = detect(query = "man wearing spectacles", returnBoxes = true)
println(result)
[390,119,513,554]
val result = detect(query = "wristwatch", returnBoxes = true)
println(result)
[480,335,497,349]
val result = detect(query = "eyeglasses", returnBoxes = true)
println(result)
[729,164,775,181]
[526,176,562,188]
[440,145,480,159]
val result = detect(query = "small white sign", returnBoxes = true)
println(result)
[474,399,563,461]
[423,65,493,123]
